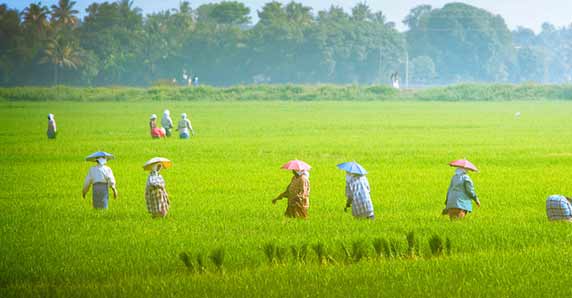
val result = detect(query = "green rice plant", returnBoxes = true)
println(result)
[209,248,225,273]
[178,252,194,273]
[299,244,308,264]
[351,240,368,263]
[312,243,327,265]
[263,243,277,265]
[196,253,207,274]
[341,243,352,263]
[291,244,308,264]
[372,238,384,259]
[406,232,417,258]
[275,246,288,264]
[429,235,444,257]
[445,237,452,256]
[390,239,402,258]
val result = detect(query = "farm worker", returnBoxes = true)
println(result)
[83,156,118,209]
[546,195,572,221]
[149,114,166,139]
[161,109,174,137]
[344,173,375,220]
[272,170,310,219]
[444,166,480,219]
[337,161,374,219]
[177,113,194,139]
[144,157,172,218]
[47,113,57,139]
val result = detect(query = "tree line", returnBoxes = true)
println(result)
[1,0,571,86]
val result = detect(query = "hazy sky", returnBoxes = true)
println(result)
[6,0,572,32]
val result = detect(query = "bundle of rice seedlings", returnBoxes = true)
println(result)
[209,248,225,273]
[179,252,194,272]
[429,235,444,257]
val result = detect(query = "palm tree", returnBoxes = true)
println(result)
[40,38,82,85]
[51,0,79,28]
[22,3,50,36]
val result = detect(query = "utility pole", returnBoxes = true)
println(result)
[405,50,409,89]
[378,44,383,84]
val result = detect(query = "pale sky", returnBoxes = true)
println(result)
[5,0,572,32]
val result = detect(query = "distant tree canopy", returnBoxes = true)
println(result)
[0,1,571,86]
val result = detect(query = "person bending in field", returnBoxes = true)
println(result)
[344,173,375,220]
[83,158,118,209]
[177,113,194,139]
[272,170,310,219]
[47,113,57,139]
[149,114,166,139]
[145,163,170,218]
[161,109,174,137]
[546,195,572,221]
[443,168,480,219]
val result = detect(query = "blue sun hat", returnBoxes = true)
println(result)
[336,161,368,175]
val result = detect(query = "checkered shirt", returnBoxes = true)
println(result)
[346,175,374,218]
[546,195,572,221]
[145,172,170,215]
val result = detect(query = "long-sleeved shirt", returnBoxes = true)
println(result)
[161,116,173,129]
[48,119,56,133]
[546,195,572,221]
[279,174,310,208]
[446,169,479,212]
[346,174,374,218]
[83,165,116,189]
[177,119,193,135]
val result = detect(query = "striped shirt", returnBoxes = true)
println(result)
[546,195,572,221]
[346,174,374,218]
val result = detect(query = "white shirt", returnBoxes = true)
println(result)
[84,165,116,188]
[178,119,192,135]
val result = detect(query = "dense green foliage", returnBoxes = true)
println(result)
[3,1,572,86]
[2,83,572,102]
[1,100,572,296]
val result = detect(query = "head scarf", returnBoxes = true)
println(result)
[151,163,162,174]
[455,167,467,175]
[295,170,310,178]
[48,114,54,120]
[163,110,170,116]
[96,157,107,165]
[181,113,187,119]
[150,114,157,120]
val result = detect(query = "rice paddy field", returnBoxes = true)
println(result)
[2,99,572,297]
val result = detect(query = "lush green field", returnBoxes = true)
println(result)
[1,100,572,297]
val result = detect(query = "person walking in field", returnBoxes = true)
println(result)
[177,113,194,139]
[443,159,481,219]
[161,110,174,137]
[144,157,172,218]
[83,152,118,209]
[149,114,166,139]
[272,160,311,219]
[337,162,375,220]
[546,195,572,221]
[47,113,57,139]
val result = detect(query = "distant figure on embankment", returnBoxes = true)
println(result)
[47,113,57,139]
